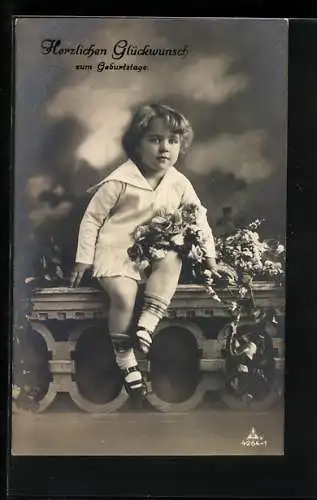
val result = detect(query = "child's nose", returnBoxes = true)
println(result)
[159,139,169,151]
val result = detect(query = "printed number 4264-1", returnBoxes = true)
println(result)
[241,439,267,447]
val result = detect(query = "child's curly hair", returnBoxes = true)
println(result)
[122,103,194,164]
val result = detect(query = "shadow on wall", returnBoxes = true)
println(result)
[16,117,109,286]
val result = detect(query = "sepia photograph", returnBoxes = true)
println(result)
[11,16,287,456]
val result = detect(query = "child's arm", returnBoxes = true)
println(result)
[181,178,219,272]
[75,180,124,265]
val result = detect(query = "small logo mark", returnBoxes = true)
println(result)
[241,427,267,448]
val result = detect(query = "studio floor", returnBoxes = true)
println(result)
[11,395,284,456]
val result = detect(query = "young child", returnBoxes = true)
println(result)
[71,103,220,396]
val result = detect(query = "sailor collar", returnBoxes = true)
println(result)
[87,159,179,193]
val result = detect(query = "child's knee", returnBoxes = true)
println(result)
[100,278,137,313]
[110,287,136,313]
[153,250,182,274]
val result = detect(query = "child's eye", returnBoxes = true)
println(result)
[169,137,180,144]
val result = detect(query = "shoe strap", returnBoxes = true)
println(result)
[123,365,140,376]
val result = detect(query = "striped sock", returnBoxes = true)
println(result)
[136,293,169,354]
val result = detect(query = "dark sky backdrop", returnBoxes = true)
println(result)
[14,17,288,276]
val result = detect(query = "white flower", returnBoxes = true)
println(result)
[245,342,257,360]
[228,301,238,311]
[239,286,248,297]
[139,259,150,271]
[188,244,204,262]
[238,364,249,373]
[277,244,285,254]
[264,260,273,267]
[134,225,148,240]
[253,249,261,261]
[171,233,184,246]
[151,215,168,225]
[242,249,253,257]
[150,248,167,260]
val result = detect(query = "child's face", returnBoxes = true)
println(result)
[138,117,181,173]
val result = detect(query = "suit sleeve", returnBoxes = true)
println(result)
[181,178,216,259]
[75,180,124,265]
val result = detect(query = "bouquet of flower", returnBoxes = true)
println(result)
[215,218,285,284]
[127,208,286,314]
[127,203,221,299]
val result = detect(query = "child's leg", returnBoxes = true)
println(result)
[99,276,145,393]
[136,251,182,354]
[100,277,138,334]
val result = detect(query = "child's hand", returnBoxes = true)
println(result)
[70,262,92,288]
[205,257,222,279]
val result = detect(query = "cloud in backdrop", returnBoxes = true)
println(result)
[14,17,288,275]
